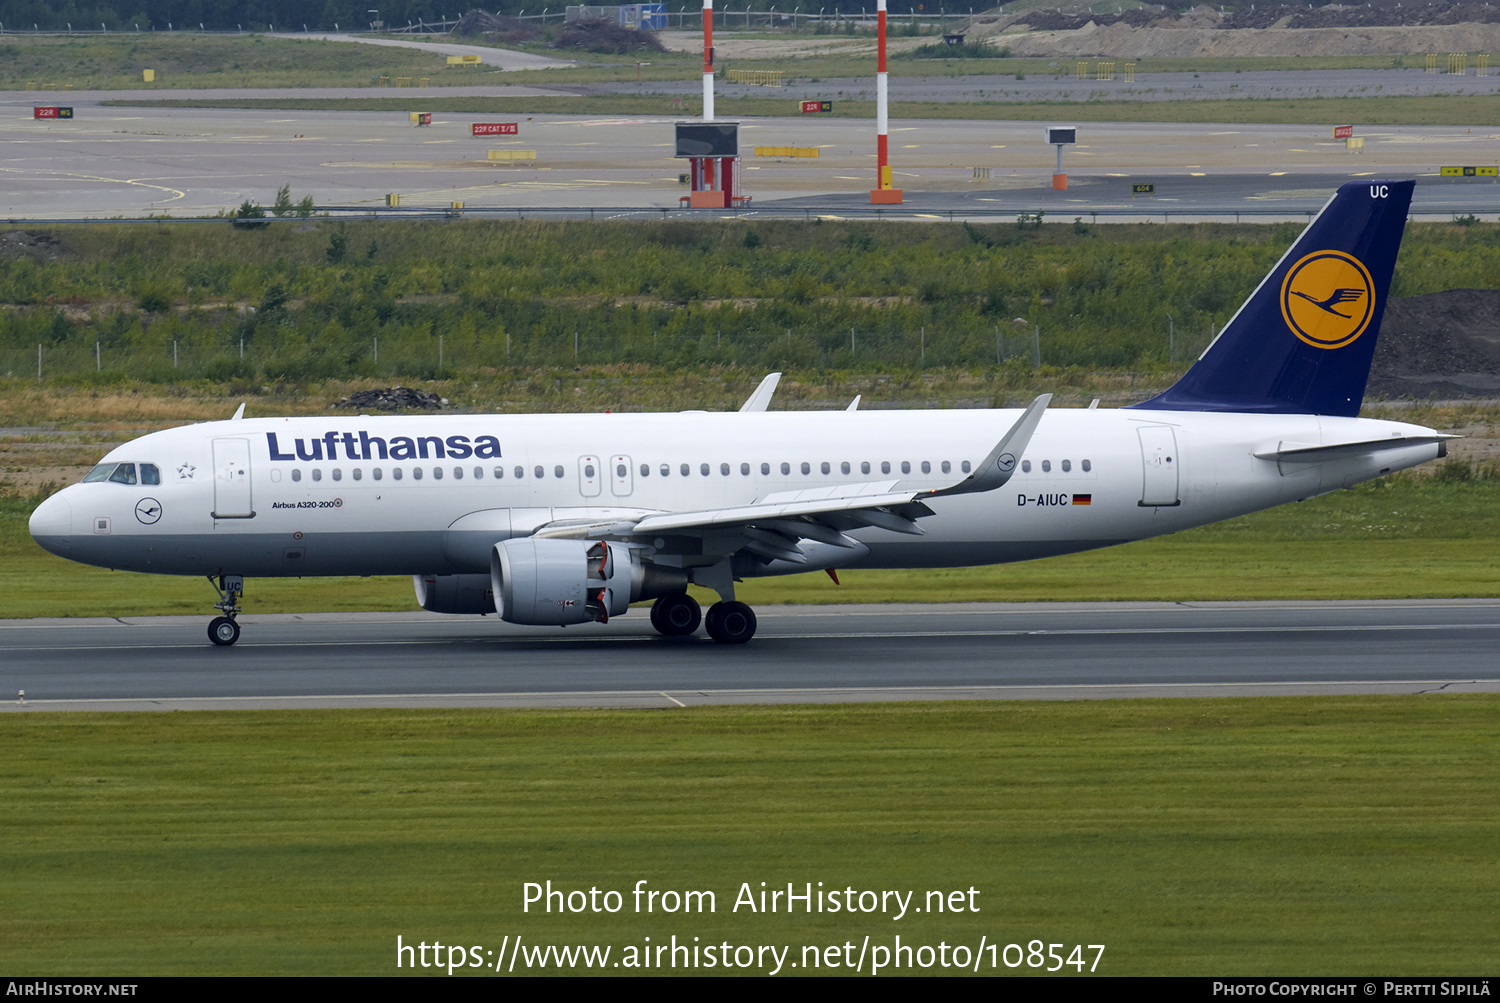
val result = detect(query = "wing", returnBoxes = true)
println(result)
[532,395,1053,569]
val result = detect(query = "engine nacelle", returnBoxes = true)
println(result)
[413,573,496,614]
[490,538,689,626]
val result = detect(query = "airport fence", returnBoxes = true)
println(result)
[4,322,1100,385]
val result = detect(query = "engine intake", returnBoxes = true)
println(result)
[490,538,689,626]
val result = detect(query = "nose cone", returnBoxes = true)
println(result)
[28,490,73,558]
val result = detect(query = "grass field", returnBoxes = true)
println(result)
[0,34,466,91]
[108,91,1500,126]
[2,697,1497,975]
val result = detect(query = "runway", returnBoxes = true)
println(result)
[3,600,1497,711]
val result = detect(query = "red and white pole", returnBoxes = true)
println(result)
[703,0,715,121]
[870,0,902,203]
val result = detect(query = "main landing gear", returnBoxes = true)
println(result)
[207,574,244,647]
[649,593,758,644]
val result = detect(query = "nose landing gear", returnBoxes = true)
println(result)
[207,574,244,647]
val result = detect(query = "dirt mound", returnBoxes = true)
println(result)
[1367,289,1500,399]
[454,9,541,43]
[550,17,665,54]
[0,231,66,262]
[333,387,448,411]
[963,1,1500,57]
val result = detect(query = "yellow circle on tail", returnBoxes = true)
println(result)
[1279,250,1376,350]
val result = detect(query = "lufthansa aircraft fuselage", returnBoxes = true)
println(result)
[31,407,1443,581]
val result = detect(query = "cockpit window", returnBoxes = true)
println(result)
[82,463,138,484]
[140,463,161,485]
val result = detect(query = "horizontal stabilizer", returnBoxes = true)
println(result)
[1254,434,1457,463]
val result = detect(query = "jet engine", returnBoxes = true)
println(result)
[412,573,496,614]
[490,538,689,626]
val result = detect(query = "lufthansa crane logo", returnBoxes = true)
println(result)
[1279,250,1376,350]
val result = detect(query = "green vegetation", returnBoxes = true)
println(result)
[4,219,1499,384]
[3,697,1498,974]
[0,34,467,90]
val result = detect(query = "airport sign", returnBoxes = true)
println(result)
[473,123,519,136]
[1333,124,1354,140]
[800,101,833,114]
[1440,166,1499,177]
[33,106,73,120]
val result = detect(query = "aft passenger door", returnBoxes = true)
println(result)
[212,438,254,518]
[1137,426,1180,507]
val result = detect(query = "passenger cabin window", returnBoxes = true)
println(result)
[1041,460,1051,473]
[434,467,443,480]
[780,462,790,475]
[332,469,342,481]
[920,461,931,474]
[312,469,323,482]
[820,462,831,475]
[700,463,710,477]
[741,463,750,476]
[292,469,302,482]
[861,461,870,474]
[961,461,971,473]
[761,463,770,475]
[800,462,811,475]
[881,461,891,474]
[1061,460,1071,472]
[394,468,403,481]
[494,467,504,479]
[900,461,911,474]
[554,465,564,479]
[941,461,951,474]
[374,468,383,480]
[660,464,670,477]
[1021,460,1031,473]
[515,466,524,479]
[413,467,423,481]
[1082,459,1092,472]
[680,464,690,477]
[534,466,544,479]
[353,468,363,481]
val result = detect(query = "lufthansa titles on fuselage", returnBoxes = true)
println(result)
[265,431,503,463]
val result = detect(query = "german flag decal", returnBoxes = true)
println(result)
[1072,494,1092,505]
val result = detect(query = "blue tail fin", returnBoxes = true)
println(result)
[1129,179,1414,417]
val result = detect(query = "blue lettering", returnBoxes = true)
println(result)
[1017,494,1027,506]
[390,436,417,460]
[444,435,473,459]
[417,436,445,459]
[266,432,296,461]
[474,435,502,459]
[360,431,388,460]
[295,438,323,461]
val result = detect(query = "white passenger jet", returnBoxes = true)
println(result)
[30,180,1452,645]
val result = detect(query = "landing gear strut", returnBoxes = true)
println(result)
[650,593,701,636]
[207,574,244,647]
